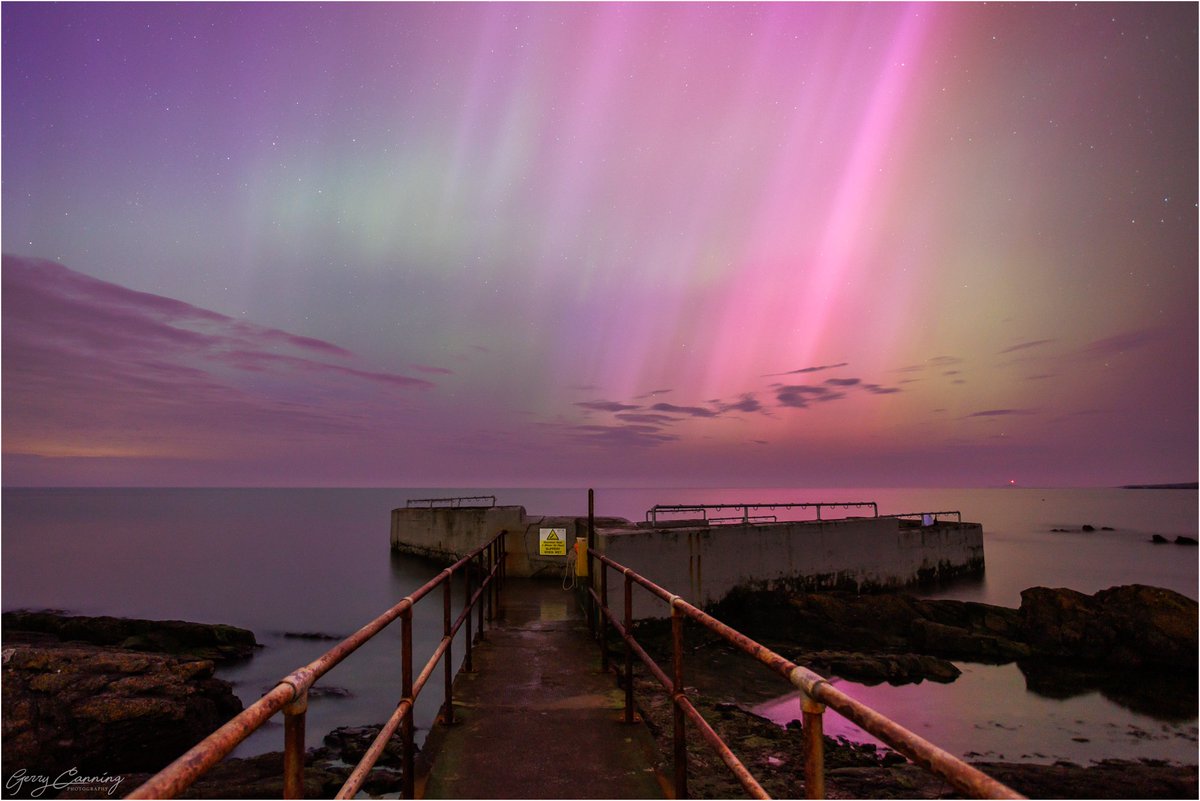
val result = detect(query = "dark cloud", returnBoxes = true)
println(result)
[411,364,455,375]
[575,400,641,413]
[775,385,845,408]
[927,355,962,366]
[615,412,678,425]
[1079,328,1164,356]
[650,402,719,418]
[825,377,861,387]
[765,361,849,377]
[1027,373,1055,380]
[718,393,762,414]
[968,409,1034,418]
[999,338,1055,354]
[861,384,901,395]
[633,387,673,399]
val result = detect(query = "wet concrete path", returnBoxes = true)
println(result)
[419,579,665,799]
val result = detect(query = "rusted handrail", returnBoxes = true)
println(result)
[127,531,507,800]
[645,501,878,525]
[406,495,497,508]
[586,550,1024,800]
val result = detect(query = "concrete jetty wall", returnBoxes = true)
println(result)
[594,517,984,619]
[391,506,984,618]
[390,505,588,579]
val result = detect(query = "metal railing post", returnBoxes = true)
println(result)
[624,572,633,724]
[802,695,826,799]
[485,542,494,623]
[672,605,688,799]
[464,564,474,672]
[443,577,454,725]
[401,606,415,799]
[588,489,596,635]
[283,689,308,799]
[476,553,485,639]
[600,561,609,673]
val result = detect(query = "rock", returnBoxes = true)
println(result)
[801,650,961,685]
[1151,534,1169,544]
[1081,524,1096,532]
[281,631,343,641]
[1,642,243,779]
[2,611,257,663]
[1018,585,1198,669]
[1174,536,1198,546]
[1101,526,1114,531]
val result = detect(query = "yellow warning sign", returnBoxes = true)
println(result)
[539,527,567,556]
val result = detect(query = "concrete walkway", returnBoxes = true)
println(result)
[419,579,666,799]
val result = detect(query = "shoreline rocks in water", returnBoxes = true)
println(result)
[708,583,1197,675]
[1,612,255,794]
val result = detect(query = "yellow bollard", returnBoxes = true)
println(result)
[575,539,588,577]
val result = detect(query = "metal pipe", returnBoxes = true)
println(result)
[464,563,474,673]
[401,607,414,800]
[623,572,633,724]
[335,699,412,798]
[282,689,308,799]
[801,696,825,799]
[672,606,688,799]
[677,696,768,800]
[600,560,609,673]
[443,577,454,725]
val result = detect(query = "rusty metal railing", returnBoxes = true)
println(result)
[127,531,507,800]
[406,494,497,508]
[585,550,1024,800]
[645,501,878,526]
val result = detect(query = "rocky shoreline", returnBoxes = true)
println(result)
[622,583,1198,798]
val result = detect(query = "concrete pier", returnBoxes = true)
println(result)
[418,579,665,799]
[392,499,986,619]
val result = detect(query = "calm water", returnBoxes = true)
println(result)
[2,487,1196,762]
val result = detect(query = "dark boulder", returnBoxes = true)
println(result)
[1174,536,1198,546]
[1151,534,1169,544]
[1018,585,1197,669]
[1,642,243,780]
[800,650,961,685]
[1081,524,1096,532]
[2,611,257,663]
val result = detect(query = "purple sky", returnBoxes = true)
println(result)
[2,3,1196,488]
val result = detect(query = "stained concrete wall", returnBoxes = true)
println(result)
[390,506,586,579]
[594,516,984,619]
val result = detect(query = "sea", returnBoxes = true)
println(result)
[2,486,1196,765]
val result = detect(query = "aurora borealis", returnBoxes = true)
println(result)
[2,2,1196,487]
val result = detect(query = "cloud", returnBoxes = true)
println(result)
[1079,328,1164,356]
[999,338,1055,354]
[861,384,901,395]
[633,387,673,399]
[967,409,1034,418]
[775,384,845,408]
[1,256,436,461]
[927,355,962,366]
[566,423,679,448]
[717,393,763,414]
[765,361,849,377]
[575,400,641,413]
[825,377,861,387]
[650,402,719,418]
[615,413,679,425]
[411,364,455,375]
[1027,373,1055,380]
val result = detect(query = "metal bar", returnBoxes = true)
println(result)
[592,552,1023,800]
[672,606,688,799]
[802,697,826,799]
[464,561,474,672]
[335,698,412,798]
[282,689,308,799]
[624,572,633,724]
[401,607,414,799]
[475,553,485,639]
[600,560,609,673]
[443,578,454,725]
[588,489,596,635]
[127,682,295,798]
[677,695,768,799]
